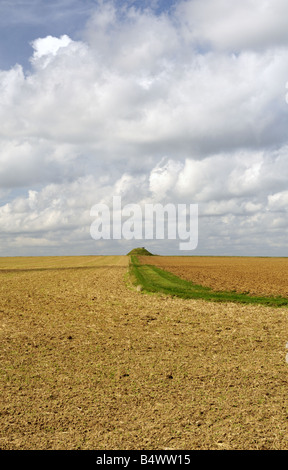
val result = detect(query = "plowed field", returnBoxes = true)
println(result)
[1,256,288,450]
[140,256,288,298]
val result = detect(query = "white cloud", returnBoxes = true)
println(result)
[1,147,288,255]
[1,7,288,159]
[149,158,183,200]
[0,0,288,255]
[268,190,288,211]
[31,35,72,64]
[175,0,288,52]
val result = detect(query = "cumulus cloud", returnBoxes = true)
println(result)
[176,0,288,52]
[2,149,288,255]
[1,0,288,255]
[30,34,72,67]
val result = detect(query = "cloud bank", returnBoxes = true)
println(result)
[1,0,288,256]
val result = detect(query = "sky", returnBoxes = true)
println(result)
[1,0,288,256]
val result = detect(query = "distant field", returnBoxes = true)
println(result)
[0,255,128,270]
[1,255,288,450]
[140,256,288,298]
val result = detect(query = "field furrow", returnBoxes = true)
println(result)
[1,256,288,450]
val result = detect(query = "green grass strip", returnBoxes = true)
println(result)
[129,255,288,307]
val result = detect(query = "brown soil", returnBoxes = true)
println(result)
[141,256,288,297]
[1,256,288,450]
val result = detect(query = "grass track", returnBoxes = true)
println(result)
[130,255,288,307]
[1,255,288,450]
